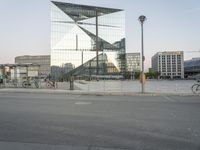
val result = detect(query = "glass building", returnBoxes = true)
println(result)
[51,1,126,80]
[184,57,200,77]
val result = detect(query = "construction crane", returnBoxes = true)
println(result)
[184,49,200,53]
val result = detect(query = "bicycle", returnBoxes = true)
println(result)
[45,79,56,88]
[191,80,200,94]
[22,80,39,88]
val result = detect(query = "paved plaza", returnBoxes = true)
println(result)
[75,80,196,94]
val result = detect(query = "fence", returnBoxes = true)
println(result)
[73,79,197,94]
[0,78,198,94]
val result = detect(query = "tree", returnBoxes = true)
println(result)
[145,71,160,79]
[123,71,131,79]
[134,71,140,79]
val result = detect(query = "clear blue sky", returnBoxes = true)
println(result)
[0,0,200,69]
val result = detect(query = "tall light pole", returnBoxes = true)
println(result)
[96,9,99,76]
[139,15,146,93]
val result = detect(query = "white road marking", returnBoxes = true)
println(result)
[75,102,92,105]
[163,96,175,102]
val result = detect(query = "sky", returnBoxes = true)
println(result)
[0,0,200,70]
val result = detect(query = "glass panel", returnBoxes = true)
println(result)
[51,2,126,80]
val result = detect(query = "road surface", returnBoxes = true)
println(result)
[0,93,199,150]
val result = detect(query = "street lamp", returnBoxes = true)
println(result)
[138,15,147,93]
[96,9,99,77]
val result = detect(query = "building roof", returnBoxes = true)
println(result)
[157,51,183,54]
[51,1,123,22]
[184,58,200,67]
[15,55,50,59]
[0,63,40,68]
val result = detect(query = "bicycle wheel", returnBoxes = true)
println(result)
[22,81,28,88]
[191,84,200,94]
[35,81,39,88]
[196,84,200,94]
[46,82,53,88]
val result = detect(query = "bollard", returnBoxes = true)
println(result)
[70,76,74,90]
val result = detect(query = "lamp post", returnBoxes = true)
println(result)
[96,9,99,77]
[138,15,146,93]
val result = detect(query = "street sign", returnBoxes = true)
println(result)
[140,74,146,84]
[143,56,145,61]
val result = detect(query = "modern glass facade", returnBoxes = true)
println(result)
[184,57,200,77]
[51,1,126,80]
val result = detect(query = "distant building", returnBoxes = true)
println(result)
[184,57,200,78]
[15,55,50,78]
[148,68,153,72]
[126,53,140,72]
[152,51,184,79]
[0,64,40,83]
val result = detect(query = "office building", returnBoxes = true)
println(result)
[51,1,126,80]
[152,51,184,79]
[184,57,200,78]
[15,55,51,78]
[126,53,140,73]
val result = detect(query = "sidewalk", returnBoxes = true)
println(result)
[0,88,198,96]
[0,141,127,150]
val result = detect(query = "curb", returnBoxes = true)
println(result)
[0,88,199,96]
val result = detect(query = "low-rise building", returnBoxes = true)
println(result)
[0,64,40,84]
[15,55,50,78]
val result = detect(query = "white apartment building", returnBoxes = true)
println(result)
[152,51,184,79]
[126,53,140,72]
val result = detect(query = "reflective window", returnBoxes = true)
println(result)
[51,2,125,79]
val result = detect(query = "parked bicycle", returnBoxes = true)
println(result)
[191,79,200,94]
[45,79,56,88]
[22,79,39,88]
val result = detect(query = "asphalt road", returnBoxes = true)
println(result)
[0,93,199,150]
